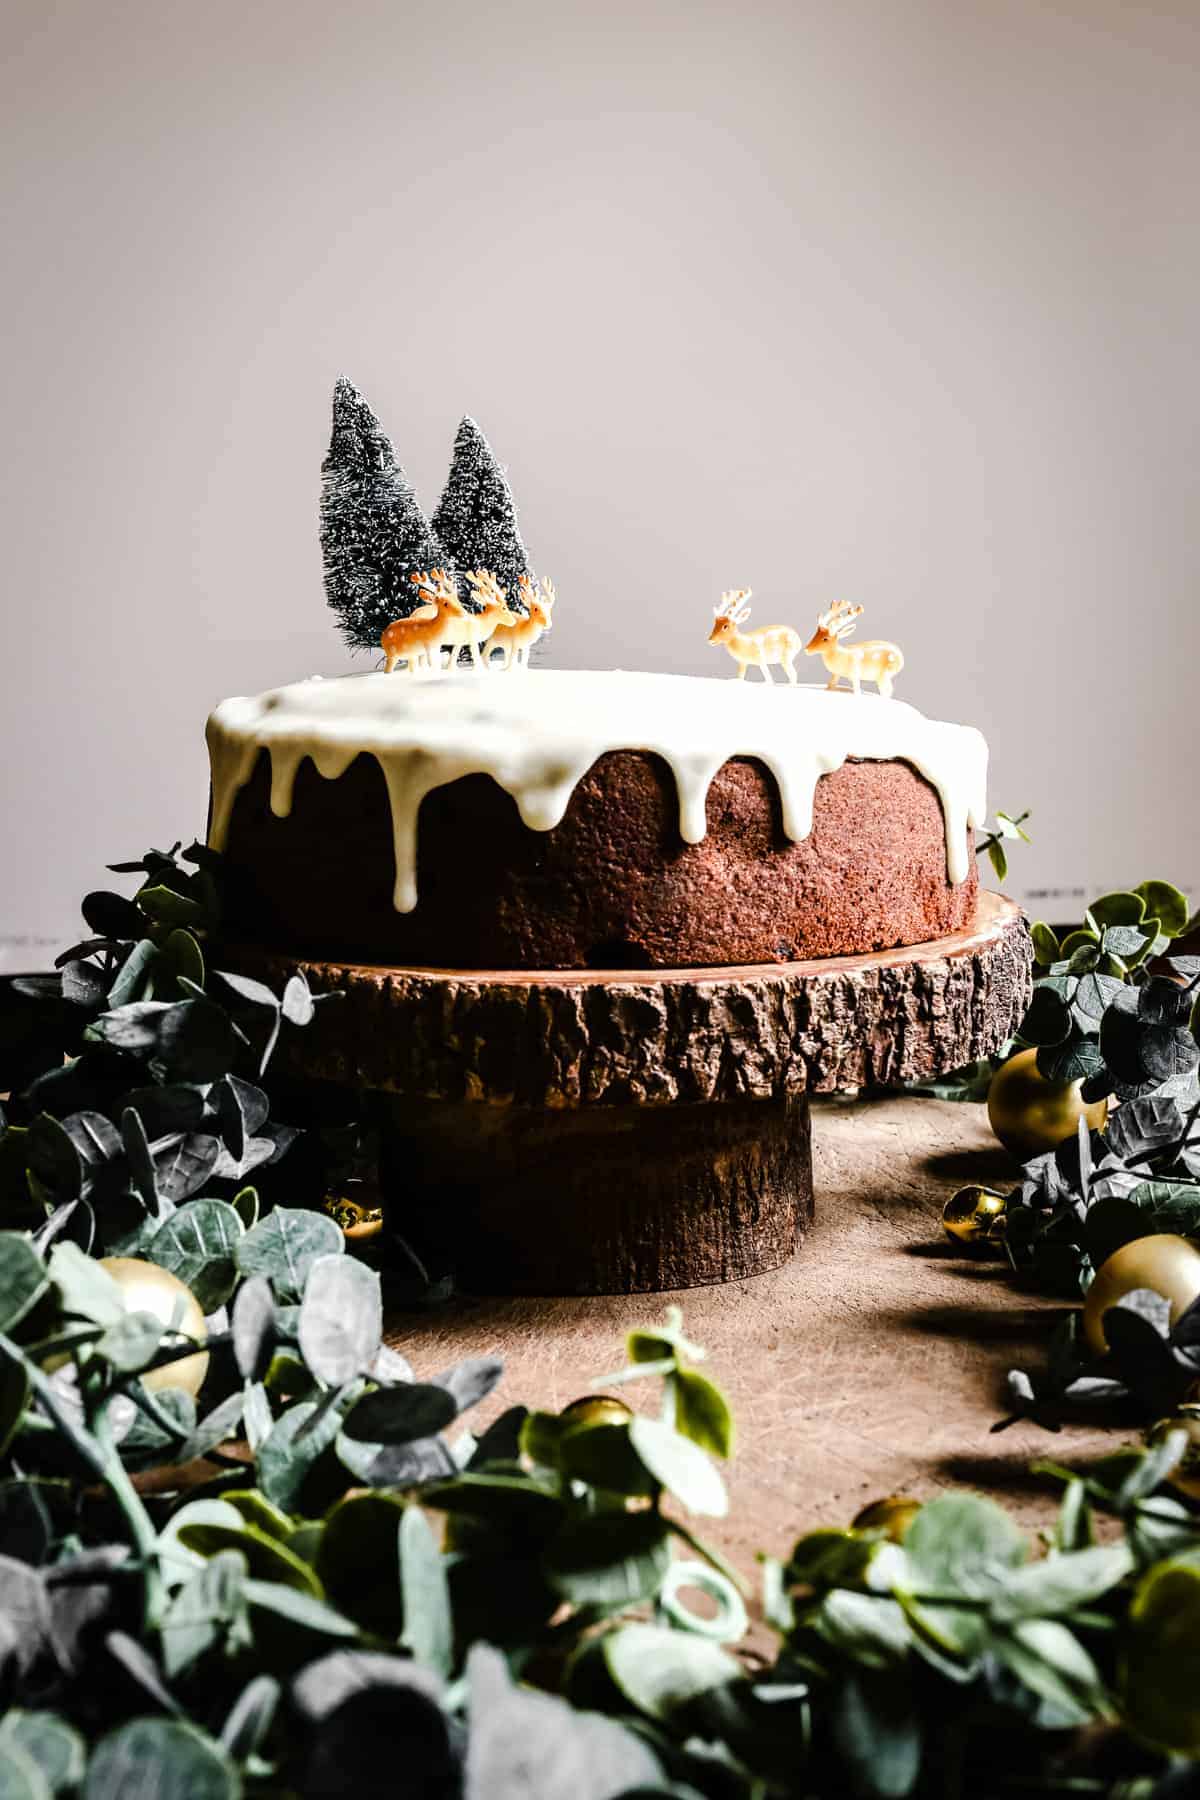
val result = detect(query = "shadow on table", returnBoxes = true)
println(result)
[889,1300,1063,1345]
[919,1145,1022,1185]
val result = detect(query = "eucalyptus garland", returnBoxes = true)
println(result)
[7,852,1200,1796]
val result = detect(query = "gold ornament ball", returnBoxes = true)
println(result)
[852,1495,922,1543]
[1082,1235,1200,1359]
[98,1256,209,1397]
[942,1185,1007,1248]
[987,1047,1108,1160]
[559,1395,634,1429]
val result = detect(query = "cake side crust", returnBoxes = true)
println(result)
[219,748,978,970]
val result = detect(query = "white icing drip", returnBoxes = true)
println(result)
[205,670,988,913]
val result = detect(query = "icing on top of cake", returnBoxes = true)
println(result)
[206,669,988,913]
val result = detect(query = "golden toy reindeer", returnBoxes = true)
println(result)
[380,570,460,674]
[804,600,904,697]
[437,569,519,668]
[488,575,555,669]
[708,590,802,682]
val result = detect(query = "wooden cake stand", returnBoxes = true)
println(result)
[229,892,1030,1296]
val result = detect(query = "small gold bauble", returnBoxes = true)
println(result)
[559,1395,634,1429]
[98,1256,209,1397]
[1147,1409,1200,1501]
[322,1194,384,1242]
[1082,1234,1200,1358]
[987,1047,1108,1160]
[942,1185,1007,1248]
[852,1495,922,1542]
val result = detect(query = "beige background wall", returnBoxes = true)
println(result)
[2,0,1198,966]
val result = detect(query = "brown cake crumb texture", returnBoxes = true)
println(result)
[220,750,978,971]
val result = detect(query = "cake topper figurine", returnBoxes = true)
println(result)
[381,568,554,674]
[708,590,802,682]
[438,569,519,668]
[804,600,904,697]
[380,569,459,674]
[488,575,555,669]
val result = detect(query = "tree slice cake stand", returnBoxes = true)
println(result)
[226,892,1030,1297]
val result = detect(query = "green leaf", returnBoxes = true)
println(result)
[628,1416,727,1517]
[0,1235,49,1335]
[399,1504,454,1677]
[1036,1034,1106,1085]
[1124,1557,1200,1752]
[297,1256,381,1387]
[830,1669,922,1800]
[989,1543,1133,1622]
[241,1578,359,1640]
[160,1550,247,1678]
[96,1311,166,1374]
[1102,922,1156,964]
[314,1490,405,1635]
[159,929,205,997]
[1030,922,1060,967]
[176,1520,322,1597]
[626,1305,704,1367]
[47,1243,126,1325]
[1019,987,1073,1047]
[1135,880,1190,940]
[901,1494,1026,1655]
[145,1201,244,1313]
[341,1383,457,1444]
[84,1719,239,1800]
[993,1618,1110,1724]
[986,838,1008,882]
[257,1400,346,1514]
[1088,892,1146,929]
[106,940,158,1008]
[218,1676,280,1764]
[673,1369,734,1460]
[1073,970,1125,1023]
[0,1713,85,1796]
[0,1740,52,1800]
[235,1207,343,1303]
[602,1621,741,1722]
[421,1472,565,1547]
[817,1589,912,1669]
[138,884,206,927]
[222,1490,293,1541]
[1059,928,1099,958]
[542,1510,672,1608]
[0,1350,30,1459]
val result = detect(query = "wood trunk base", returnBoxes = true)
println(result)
[222,894,1030,1296]
[379,1093,813,1296]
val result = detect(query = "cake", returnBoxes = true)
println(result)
[206,668,987,971]
[204,383,989,972]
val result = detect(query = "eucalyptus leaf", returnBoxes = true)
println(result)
[673,1368,735,1459]
[298,1256,382,1388]
[235,1207,342,1302]
[257,1400,346,1513]
[84,1718,238,1800]
[629,1416,728,1517]
[145,1200,243,1313]
[0,1234,50,1334]
[543,1511,672,1609]
[231,1276,275,1384]
[0,1712,86,1796]
[160,1550,247,1679]
[602,1621,741,1722]
[399,1504,454,1678]
[341,1383,457,1444]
